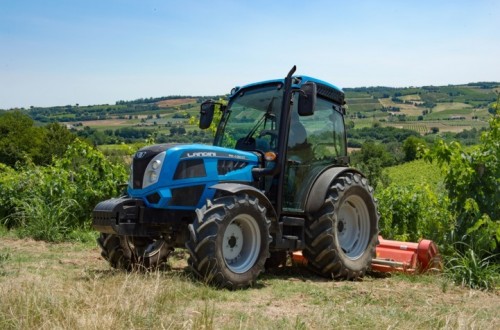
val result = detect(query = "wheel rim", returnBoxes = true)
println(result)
[142,240,165,257]
[127,237,165,258]
[222,214,261,274]
[337,195,370,259]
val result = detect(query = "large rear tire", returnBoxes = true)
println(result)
[186,194,271,289]
[303,173,379,279]
[97,234,172,271]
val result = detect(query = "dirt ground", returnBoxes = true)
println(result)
[157,98,197,108]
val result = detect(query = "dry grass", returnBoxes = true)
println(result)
[1,237,499,329]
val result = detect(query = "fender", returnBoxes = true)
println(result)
[304,166,365,214]
[209,183,278,222]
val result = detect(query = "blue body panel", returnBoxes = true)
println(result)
[127,144,259,210]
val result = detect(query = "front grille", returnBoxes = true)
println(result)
[170,185,205,207]
[217,160,248,175]
[133,155,155,189]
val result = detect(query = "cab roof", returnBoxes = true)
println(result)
[229,75,345,105]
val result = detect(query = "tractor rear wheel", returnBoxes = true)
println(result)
[303,173,379,279]
[186,194,271,289]
[97,233,172,271]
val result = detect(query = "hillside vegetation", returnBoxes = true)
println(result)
[1,82,497,146]
[344,82,497,133]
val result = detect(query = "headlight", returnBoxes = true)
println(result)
[142,151,166,188]
[149,171,158,183]
[152,159,161,170]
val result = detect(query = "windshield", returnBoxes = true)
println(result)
[215,84,284,151]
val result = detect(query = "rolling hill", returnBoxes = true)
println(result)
[2,82,498,143]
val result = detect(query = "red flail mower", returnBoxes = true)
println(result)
[293,235,442,274]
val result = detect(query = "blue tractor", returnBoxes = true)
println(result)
[93,66,379,289]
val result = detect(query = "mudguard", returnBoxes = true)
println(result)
[209,183,278,222]
[304,166,364,214]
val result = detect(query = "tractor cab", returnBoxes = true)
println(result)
[200,69,349,213]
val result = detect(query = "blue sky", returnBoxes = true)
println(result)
[1,0,499,109]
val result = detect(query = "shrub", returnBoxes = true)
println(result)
[421,115,500,289]
[54,139,128,226]
[1,139,127,241]
[0,163,18,220]
[377,184,454,250]
[424,115,500,256]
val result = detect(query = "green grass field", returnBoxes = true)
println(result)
[385,159,444,190]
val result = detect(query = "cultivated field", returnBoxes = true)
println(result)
[378,98,424,116]
[157,98,197,108]
[382,120,488,133]
[1,236,499,329]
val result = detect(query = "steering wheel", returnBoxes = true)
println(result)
[257,130,278,150]
[258,129,278,138]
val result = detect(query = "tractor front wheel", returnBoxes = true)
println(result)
[303,173,379,279]
[186,194,271,289]
[97,234,172,271]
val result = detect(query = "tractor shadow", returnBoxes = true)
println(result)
[81,249,390,289]
[261,255,392,285]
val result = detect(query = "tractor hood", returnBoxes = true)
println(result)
[128,143,260,209]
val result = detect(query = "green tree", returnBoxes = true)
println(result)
[0,111,44,166]
[350,141,393,189]
[402,136,426,162]
[37,123,76,165]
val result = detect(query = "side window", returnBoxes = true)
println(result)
[298,98,346,163]
[283,98,346,211]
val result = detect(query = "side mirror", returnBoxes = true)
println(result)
[298,82,317,116]
[199,100,215,129]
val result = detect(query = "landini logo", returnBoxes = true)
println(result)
[187,151,217,158]
[135,151,147,158]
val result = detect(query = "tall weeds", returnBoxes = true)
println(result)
[445,243,499,291]
[14,198,78,242]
